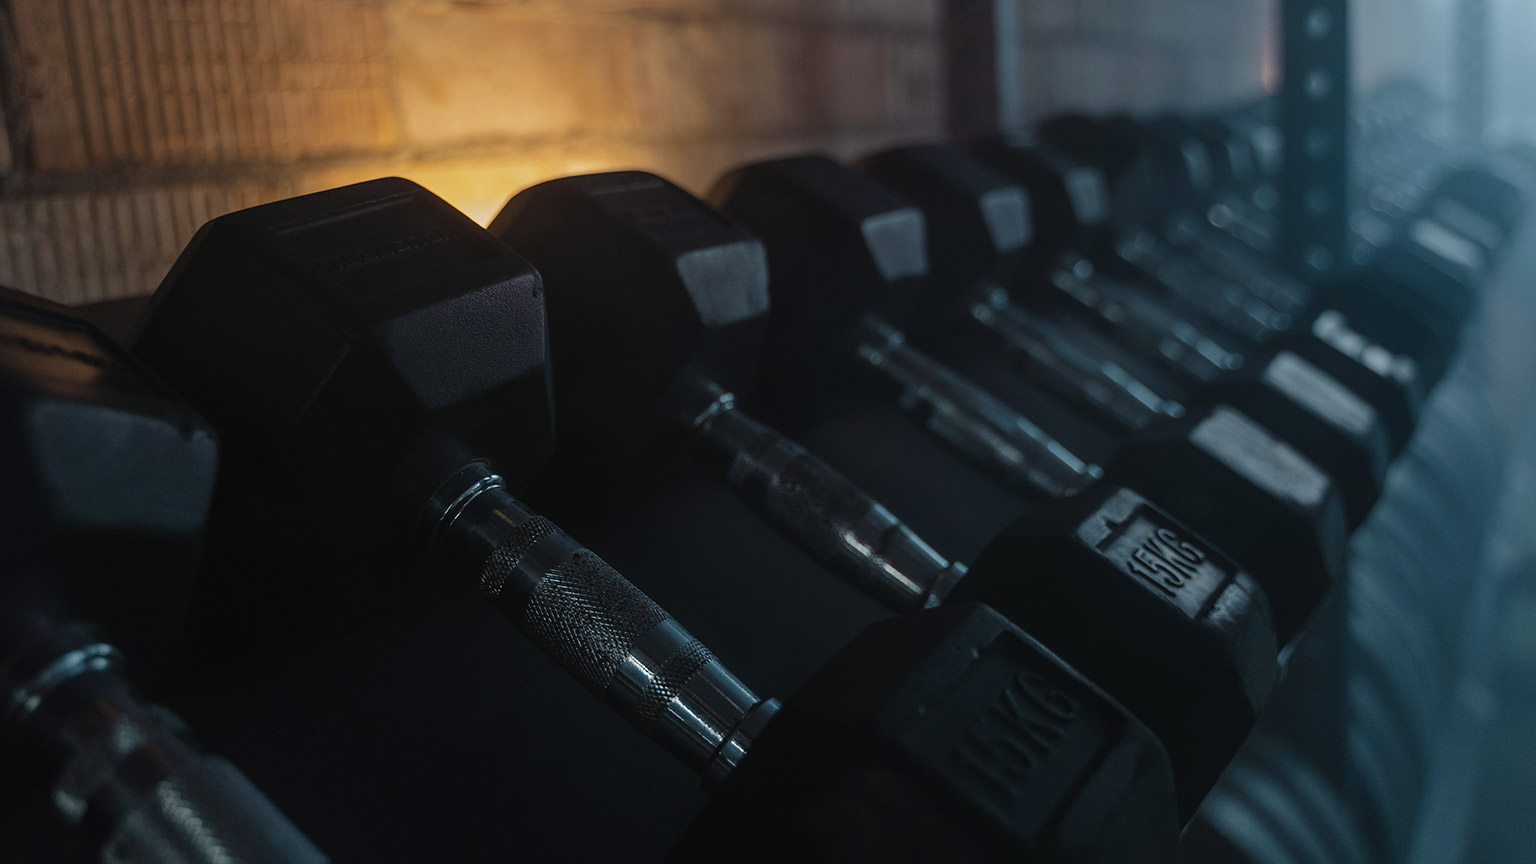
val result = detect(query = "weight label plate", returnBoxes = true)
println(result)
[914,630,1114,834]
[1092,508,1230,619]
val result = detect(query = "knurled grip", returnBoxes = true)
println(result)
[631,638,716,736]
[0,619,327,864]
[719,421,879,561]
[480,517,705,708]
[96,744,330,864]
[435,469,771,778]
[694,404,967,609]
[482,519,667,694]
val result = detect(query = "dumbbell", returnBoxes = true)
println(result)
[996,122,1441,450]
[1175,105,1463,293]
[1144,110,1529,308]
[1037,110,1465,284]
[1000,119,1451,459]
[0,288,327,863]
[862,143,1392,528]
[707,155,1345,644]
[1402,165,1527,255]
[1146,111,1528,282]
[972,134,1428,458]
[489,171,1278,817]
[483,172,964,612]
[983,123,1523,562]
[1146,115,1482,407]
[968,128,1326,389]
[1027,114,1355,329]
[128,178,1180,862]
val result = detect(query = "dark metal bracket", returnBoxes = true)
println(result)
[1454,0,1491,145]
[1279,0,1351,277]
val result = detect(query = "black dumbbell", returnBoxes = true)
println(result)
[1407,165,1527,256]
[1161,108,1455,323]
[1052,117,1527,535]
[962,133,1282,388]
[490,172,1277,817]
[128,178,1179,862]
[1105,112,1523,352]
[485,172,964,612]
[707,155,1345,643]
[673,603,1177,863]
[972,133,1428,459]
[1148,111,1527,287]
[1178,116,1529,407]
[1027,114,1413,363]
[862,143,1392,528]
[0,287,327,864]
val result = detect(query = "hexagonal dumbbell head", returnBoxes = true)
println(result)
[0,287,218,677]
[978,136,1422,472]
[488,172,974,606]
[860,144,1033,298]
[1035,113,1144,182]
[954,486,1277,817]
[861,144,1193,434]
[710,155,927,430]
[970,132,1113,260]
[712,154,1346,637]
[1339,237,1475,390]
[1136,116,1223,203]
[1294,308,1423,458]
[1033,113,1169,228]
[1107,405,1347,643]
[131,178,551,648]
[1220,350,1392,529]
[1182,116,1261,191]
[671,603,1179,863]
[1422,165,1527,251]
[488,171,769,472]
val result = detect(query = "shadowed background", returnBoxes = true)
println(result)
[0,0,1429,305]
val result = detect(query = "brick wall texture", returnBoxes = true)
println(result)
[0,0,948,302]
[0,0,1416,303]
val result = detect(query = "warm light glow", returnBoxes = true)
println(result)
[1262,0,1282,95]
[296,143,661,228]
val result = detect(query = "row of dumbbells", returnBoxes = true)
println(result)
[1,102,1528,862]
[1180,90,1536,863]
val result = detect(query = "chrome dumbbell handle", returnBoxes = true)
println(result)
[425,463,780,788]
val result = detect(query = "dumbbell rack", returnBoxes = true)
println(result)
[1187,212,1536,864]
[0,10,1528,849]
[0,222,1521,864]
[1279,0,1351,276]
